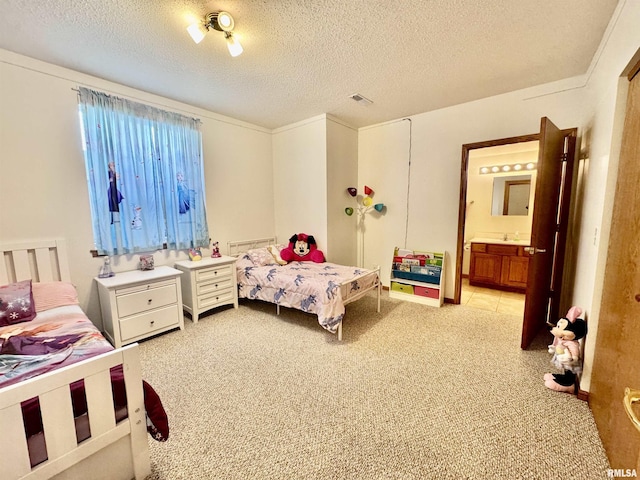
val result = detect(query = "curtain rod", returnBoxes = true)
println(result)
[69,86,265,132]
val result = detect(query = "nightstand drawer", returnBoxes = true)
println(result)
[195,265,232,283]
[120,304,179,342]
[197,288,234,309]
[174,256,238,323]
[196,277,233,295]
[116,283,177,318]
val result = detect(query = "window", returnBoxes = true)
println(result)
[78,87,209,255]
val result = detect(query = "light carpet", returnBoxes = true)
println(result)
[138,293,609,479]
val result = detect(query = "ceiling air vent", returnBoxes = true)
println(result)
[349,93,373,105]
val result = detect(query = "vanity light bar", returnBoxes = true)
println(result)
[479,162,537,174]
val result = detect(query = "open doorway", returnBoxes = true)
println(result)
[460,140,539,315]
[455,121,578,349]
[454,134,540,306]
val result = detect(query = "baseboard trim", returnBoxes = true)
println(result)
[577,389,589,402]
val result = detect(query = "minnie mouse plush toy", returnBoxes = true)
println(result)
[544,306,587,394]
[280,233,325,263]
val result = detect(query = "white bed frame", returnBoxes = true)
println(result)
[0,239,151,480]
[228,237,381,340]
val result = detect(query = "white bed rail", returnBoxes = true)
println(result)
[0,345,150,480]
[337,266,381,340]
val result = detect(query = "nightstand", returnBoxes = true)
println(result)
[95,266,185,348]
[174,255,238,322]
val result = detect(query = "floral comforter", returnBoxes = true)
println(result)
[0,305,113,388]
[236,256,378,333]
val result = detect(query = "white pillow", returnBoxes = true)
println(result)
[247,247,278,266]
[268,245,287,265]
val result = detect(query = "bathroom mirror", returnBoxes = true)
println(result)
[491,175,531,216]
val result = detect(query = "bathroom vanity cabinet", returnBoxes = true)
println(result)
[469,241,530,292]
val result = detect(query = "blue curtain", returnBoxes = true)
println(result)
[78,87,209,255]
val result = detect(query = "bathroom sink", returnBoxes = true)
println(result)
[469,237,530,246]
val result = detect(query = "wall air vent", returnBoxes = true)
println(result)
[349,93,373,105]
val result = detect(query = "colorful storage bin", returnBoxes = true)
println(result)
[391,282,414,294]
[392,270,441,285]
[414,285,439,299]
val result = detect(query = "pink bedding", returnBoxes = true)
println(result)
[0,305,113,388]
[0,283,168,468]
[236,251,379,333]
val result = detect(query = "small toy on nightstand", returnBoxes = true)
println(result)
[188,247,202,261]
[211,241,221,258]
[98,256,115,278]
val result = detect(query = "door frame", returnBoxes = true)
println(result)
[454,133,539,304]
[454,128,577,322]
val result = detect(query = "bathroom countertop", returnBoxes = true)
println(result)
[469,237,530,246]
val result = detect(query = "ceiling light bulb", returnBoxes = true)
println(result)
[218,12,233,30]
[226,33,243,57]
[502,165,511,172]
[480,167,489,174]
[187,22,207,44]
[526,163,534,170]
[491,166,500,173]
[210,11,235,32]
[514,164,522,171]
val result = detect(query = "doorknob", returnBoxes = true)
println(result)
[524,246,547,255]
[624,387,640,433]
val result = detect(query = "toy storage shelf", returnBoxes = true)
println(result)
[389,248,445,307]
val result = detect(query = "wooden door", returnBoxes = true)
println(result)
[590,64,640,472]
[520,118,566,348]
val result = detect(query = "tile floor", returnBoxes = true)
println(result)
[460,278,525,316]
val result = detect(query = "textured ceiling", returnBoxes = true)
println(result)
[0,1,619,129]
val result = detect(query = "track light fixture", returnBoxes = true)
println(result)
[187,11,243,57]
[479,162,537,174]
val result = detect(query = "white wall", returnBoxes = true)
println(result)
[272,114,359,264]
[0,49,274,329]
[326,117,358,265]
[358,119,413,273]
[272,115,328,251]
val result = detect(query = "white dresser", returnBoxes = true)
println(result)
[95,266,185,348]
[174,255,238,322]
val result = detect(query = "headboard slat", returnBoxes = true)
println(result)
[0,239,70,284]
[56,241,71,282]
[12,250,31,282]
[227,237,276,257]
[35,247,54,282]
[0,252,9,286]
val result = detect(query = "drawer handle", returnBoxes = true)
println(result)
[150,320,155,325]
[147,299,153,304]
[215,284,218,288]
